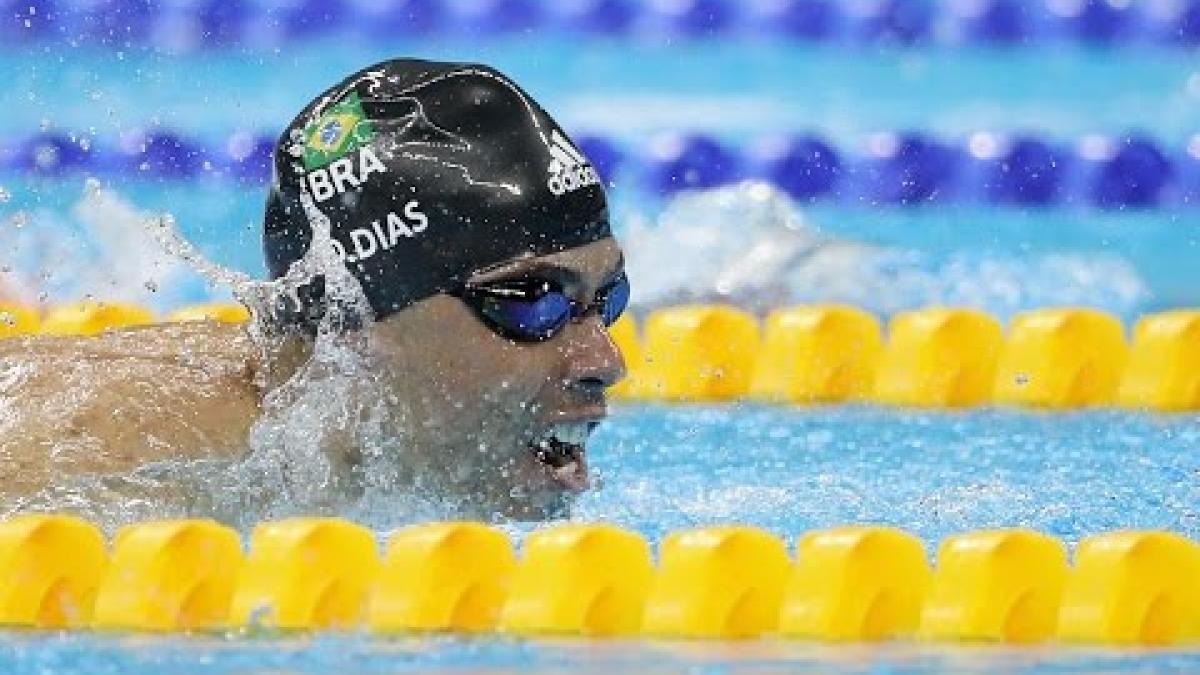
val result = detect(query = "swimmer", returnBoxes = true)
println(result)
[0,59,627,521]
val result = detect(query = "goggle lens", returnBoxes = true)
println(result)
[465,274,630,342]
[600,274,630,327]
[479,288,573,339]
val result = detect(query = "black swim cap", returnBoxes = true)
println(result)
[263,58,611,327]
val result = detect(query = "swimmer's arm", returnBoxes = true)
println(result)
[0,322,263,499]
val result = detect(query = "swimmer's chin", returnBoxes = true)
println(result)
[400,421,599,521]
[488,435,595,521]
[497,487,577,521]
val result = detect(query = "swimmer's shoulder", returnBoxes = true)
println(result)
[0,320,262,381]
[0,321,266,496]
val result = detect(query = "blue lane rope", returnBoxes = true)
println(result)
[2,0,1200,51]
[2,128,1197,209]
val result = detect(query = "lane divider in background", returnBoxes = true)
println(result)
[1,515,1199,645]
[750,305,882,404]
[4,0,1200,51]
[993,308,1129,408]
[871,307,1002,408]
[2,130,1197,209]
[615,304,1200,411]
[39,301,156,337]
[0,301,247,338]
[1,300,1198,411]
[165,303,252,324]
[637,305,761,402]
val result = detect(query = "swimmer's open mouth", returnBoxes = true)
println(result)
[529,421,597,491]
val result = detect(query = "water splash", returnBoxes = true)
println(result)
[0,180,209,309]
[0,179,413,531]
[623,181,1149,320]
[137,191,421,529]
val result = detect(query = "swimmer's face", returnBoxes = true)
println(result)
[368,238,626,518]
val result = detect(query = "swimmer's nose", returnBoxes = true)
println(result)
[562,315,627,392]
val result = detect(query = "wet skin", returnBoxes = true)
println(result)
[368,237,626,516]
[0,238,626,520]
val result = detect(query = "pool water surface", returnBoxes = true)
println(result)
[3,404,1197,673]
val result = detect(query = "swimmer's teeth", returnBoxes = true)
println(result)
[531,422,591,470]
[553,463,580,483]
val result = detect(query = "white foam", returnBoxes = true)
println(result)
[623,181,1148,319]
[0,180,212,309]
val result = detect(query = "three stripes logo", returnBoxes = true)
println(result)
[546,130,601,197]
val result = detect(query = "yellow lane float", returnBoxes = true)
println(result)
[642,526,790,639]
[41,301,155,336]
[1117,311,1200,411]
[230,518,380,630]
[872,308,1003,408]
[0,515,107,628]
[994,308,1128,408]
[0,303,40,336]
[1058,531,1200,645]
[779,526,930,641]
[166,302,251,324]
[919,529,1068,643]
[750,305,882,403]
[369,521,515,633]
[0,516,1198,645]
[638,305,760,402]
[501,524,653,637]
[93,519,243,631]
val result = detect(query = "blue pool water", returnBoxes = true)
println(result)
[3,8,1200,672]
[3,405,1200,672]
[5,632,1200,674]
[578,406,1200,546]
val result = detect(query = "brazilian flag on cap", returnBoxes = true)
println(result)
[302,92,375,170]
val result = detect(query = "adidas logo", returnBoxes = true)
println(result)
[546,130,601,197]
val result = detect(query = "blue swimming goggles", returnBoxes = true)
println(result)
[453,273,630,342]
